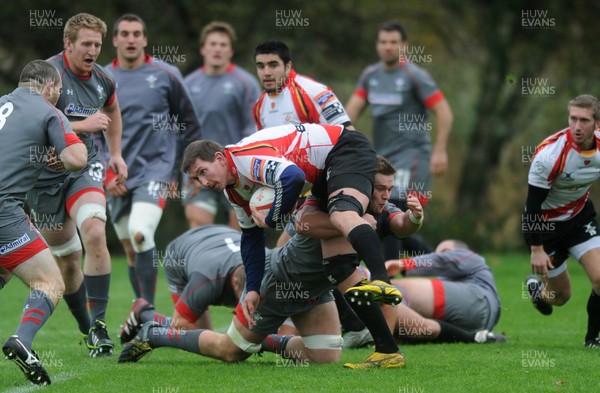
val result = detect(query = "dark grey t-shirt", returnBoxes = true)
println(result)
[165,225,243,307]
[185,64,260,145]
[356,61,442,161]
[37,51,115,186]
[0,87,80,204]
[102,56,201,188]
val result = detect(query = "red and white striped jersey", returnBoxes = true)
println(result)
[253,69,350,129]
[528,128,600,221]
[224,123,344,228]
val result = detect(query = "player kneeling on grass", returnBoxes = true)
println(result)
[118,225,347,365]
[1,60,87,386]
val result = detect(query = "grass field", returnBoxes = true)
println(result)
[0,253,596,393]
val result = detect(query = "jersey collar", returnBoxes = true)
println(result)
[111,54,152,68]
[223,149,239,186]
[566,128,599,153]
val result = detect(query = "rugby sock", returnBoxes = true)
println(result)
[139,308,172,327]
[348,296,398,353]
[15,290,54,347]
[63,282,91,334]
[585,290,600,342]
[85,273,110,322]
[261,334,293,355]
[333,289,366,332]
[128,266,141,298]
[136,248,158,305]
[434,320,475,343]
[147,326,202,354]
[347,224,390,283]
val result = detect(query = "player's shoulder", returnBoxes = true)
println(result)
[401,61,435,81]
[535,128,569,155]
[361,62,384,78]
[46,52,67,73]
[147,57,184,80]
[184,67,203,83]
[14,88,63,120]
[91,62,116,85]
[294,71,329,93]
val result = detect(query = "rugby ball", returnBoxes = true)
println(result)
[249,186,275,213]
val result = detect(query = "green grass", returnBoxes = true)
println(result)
[0,254,597,393]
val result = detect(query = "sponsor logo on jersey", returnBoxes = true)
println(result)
[322,102,344,122]
[585,222,597,236]
[96,85,106,100]
[265,161,281,184]
[251,158,265,181]
[0,234,31,255]
[223,81,234,94]
[561,172,575,182]
[64,103,99,117]
[315,91,334,108]
[146,75,157,89]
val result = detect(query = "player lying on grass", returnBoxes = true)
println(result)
[386,239,506,344]
[118,224,354,365]
[287,158,505,349]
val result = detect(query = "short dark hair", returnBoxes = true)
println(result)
[376,155,396,176]
[568,94,600,121]
[19,60,60,86]
[181,140,225,174]
[254,40,292,64]
[113,13,147,37]
[378,20,408,42]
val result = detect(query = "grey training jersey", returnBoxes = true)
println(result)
[103,56,201,188]
[165,225,243,306]
[355,62,443,163]
[37,52,115,186]
[185,64,260,145]
[405,249,501,327]
[0,87,80,204]
[268,234,331,299]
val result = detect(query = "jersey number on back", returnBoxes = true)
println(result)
[0,102,15,130]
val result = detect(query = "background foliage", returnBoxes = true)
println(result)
[2,0,600,252]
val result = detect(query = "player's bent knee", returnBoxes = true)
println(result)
[112,215,130,241]
[128,202,163,252]
[226,321,262,354]
[323,254,359,285]
[327,193,364,216]
[76,203,107,231]
[303,335,343,364]
[49,233,82,257]
[303,335,344,350]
